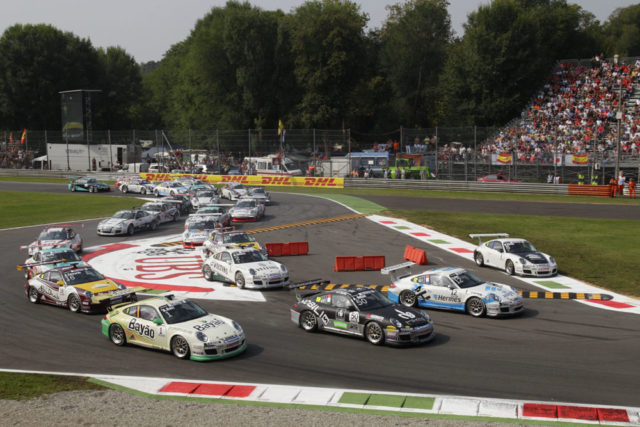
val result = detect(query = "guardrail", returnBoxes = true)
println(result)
[345,178,569,195]
[0,168,571,195]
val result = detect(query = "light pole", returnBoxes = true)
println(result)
[615,54,622,180]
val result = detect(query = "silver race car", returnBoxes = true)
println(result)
[201,247,288,289]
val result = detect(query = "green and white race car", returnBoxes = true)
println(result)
[102,296,247,361]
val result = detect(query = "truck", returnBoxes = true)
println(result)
[244,154,303,176]
[388,153,436,179]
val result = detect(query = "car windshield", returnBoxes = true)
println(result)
[113,211,135,219]
[143,205,161,212]
[230,183,244,189]
[236,200,255,208]
[158,300,208,324]
[202,207,224,213]
[196,191,215,198]
[250,188,265,195]
[448,271,485,289]
[62,268,104,285]
[38,230,68,240]
[140,179,150,185]
[187,219,218,229]
[504,241,536,253]
[169,182,184,188]
[232,250,266,263]
[223,233,252,243]
[351,290,393,310]
[41,251,81,263]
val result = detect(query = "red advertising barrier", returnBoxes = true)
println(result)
[334,255,385,272]
[266,242,309,257]
[403,245,428,265]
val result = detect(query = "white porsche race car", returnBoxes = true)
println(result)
[22,225,83,256]
[229,198,265,222]
[182,214,223,249]
[97,208,160,236]
[470,233,557,277]
[384,263,524,317]
[201,247,289,289]
[220,182,248,200]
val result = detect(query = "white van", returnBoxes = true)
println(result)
[244,155,302,176]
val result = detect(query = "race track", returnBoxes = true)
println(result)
[1,182,639,407]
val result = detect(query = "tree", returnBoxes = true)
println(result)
[602,5,640,57]
[379,0,452,128]
[286,0,369,128]
[0,24,100,129]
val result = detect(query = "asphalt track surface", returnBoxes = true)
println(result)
[1,181,639,408]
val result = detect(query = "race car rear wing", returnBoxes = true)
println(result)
[468,233,509,244]
[92,286,145,304]
[380,261,415,282]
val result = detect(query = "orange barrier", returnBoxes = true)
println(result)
[568,184,610,197]
[403,245,428,265]
[334,255,385,272]
[266,242,309,257]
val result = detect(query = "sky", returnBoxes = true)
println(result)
[1,0,638,63]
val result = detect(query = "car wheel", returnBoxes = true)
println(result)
[109,324,126,346]
[299,311,318,332]
[466,297,486,317]
[202,265,214,281]
[71,186,76,192]
[474,252,484,266]
[155,191,159,198]
[141,188,146,195]
[399,290,417,307]
[505,260,515,275]
[68,294,82,313]
[76,243,83,253]
[171,335,190,359]
[122,186,128,193]
[127,224,134,236]
[27,286,40,304]
[365,322,385,345]
[173,212,179,222]
[150,220,158,231]
[170,191,175,196]
[90,186,95,193]
[235,272,245,289]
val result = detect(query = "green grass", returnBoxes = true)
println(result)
[0,372,105,400]
[0,191,146,228]
[0,176,72,184]
[386,209,640,297]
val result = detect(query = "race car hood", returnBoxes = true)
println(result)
[226,242,261,250]
[519,252,551,264]
[478,282,521,300]
[73,279,120,294]
[183,230,211,240]
[363,305,430,328]
[31,239,68,249]
[174,314,243,342]
[232,207,257,215]
[242,261,283,275]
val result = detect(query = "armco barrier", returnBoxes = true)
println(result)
[567,184,610,197]
[334,255,385,272]
[266,242,309,257]
[403,245,428,265]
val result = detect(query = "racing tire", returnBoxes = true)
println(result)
[27,286,40,304]
[173,212,179,222]
[150,220,158,231]
[68,294,82,313]
[154,191,160,198]
[505,260,515,276]
[109,324,126,346]
[299,311,318,332]
[171,335,190,359]
[89,186,95,193]
[466,297,486,317]
[474,252,484,266]
[140,188,146,195]
[399,290,417,307]
[121,186,128,194]
[71,186,76,192]
[170,191,175,196]
[202,265,214,281]
[235,272,245,289]
[127,224,135,236]
[364,322,385,346]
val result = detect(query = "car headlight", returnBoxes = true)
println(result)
[549,256,556,264]
[519,257,528,264]
[487,293,502,302]
[249,268,256,275]
[232,320,243,332]
[280,264,287,272]
[390,318,402,328]
[195,332,208,342]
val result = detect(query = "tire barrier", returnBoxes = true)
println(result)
[266,241,309,257]
[403,245,428,265]
[567,184,610,197]
[334,255,385,272]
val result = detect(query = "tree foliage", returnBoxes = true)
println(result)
[602,5,640,57]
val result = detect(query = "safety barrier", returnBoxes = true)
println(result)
[567,184,611,197]
[334,255,385,272]
[265,241,309,257]
[403,245,428,265]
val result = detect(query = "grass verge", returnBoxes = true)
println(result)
[0,372,105,400]
[386,209,640,297]
[0,191,146,229]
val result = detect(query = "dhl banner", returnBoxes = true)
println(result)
[140,173,344,188]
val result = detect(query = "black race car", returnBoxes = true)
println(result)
[290,287,435,346]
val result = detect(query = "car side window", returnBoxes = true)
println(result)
[333,294,352,309]
[221,252,232,263]
[490,241,503,252]
[123,306,137,317]
[139,305,159,321]
[49,271,62,283]
[430,275,447,287]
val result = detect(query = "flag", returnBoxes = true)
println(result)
[497,153,513,164]
[277,120,285,136]
[572,154,588,165]
[9,133,13,143]
[20,129,27,145]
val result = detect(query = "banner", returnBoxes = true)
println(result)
[566,154,588,166]
[141,173,344,188]
[491,153,513,165]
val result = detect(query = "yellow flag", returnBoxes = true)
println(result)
[278,120,285,136]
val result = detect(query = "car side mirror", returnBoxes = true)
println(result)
[153,318,163,325]
[56,281,65,286]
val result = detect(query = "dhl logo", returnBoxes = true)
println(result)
[142,173,172,181]
[221,175,250,183]
[261,176,293,185]
[303,177,339,187]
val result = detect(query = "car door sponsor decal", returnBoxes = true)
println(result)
[128,318,155,339]
[393,308,416,320]
[348,311,359,323]
[303,300,330,326]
